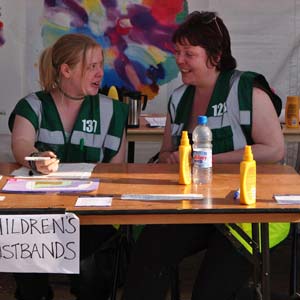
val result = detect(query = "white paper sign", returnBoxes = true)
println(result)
[0,213,79,274]
[76,196,112,207]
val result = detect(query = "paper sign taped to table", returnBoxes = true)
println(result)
[0,213,79,274]
[121,194,203,201]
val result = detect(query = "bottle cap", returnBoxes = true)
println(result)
[180,131,190,146]
[287,95,299,101]
[243,145,253,161]
[107,86,119,100]
[197,115,207,125]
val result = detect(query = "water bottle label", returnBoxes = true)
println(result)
[193,149,212,168]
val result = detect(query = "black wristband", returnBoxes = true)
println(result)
[28,152,40,172]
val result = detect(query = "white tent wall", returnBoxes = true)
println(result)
[149,0,300,114]
[0,1,26,134]
[0,0,300,161]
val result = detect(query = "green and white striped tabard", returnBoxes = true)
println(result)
[9,91,129,163]
[168,69,282,154]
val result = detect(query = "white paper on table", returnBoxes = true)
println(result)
[11,163,96,179]
[121,193,203,201]
[274,194,300,204]
[145,117,166,127]
[76,197,112,207]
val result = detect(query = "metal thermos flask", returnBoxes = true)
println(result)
[122,91,147,128]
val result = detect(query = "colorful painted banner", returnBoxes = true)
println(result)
[41,0,188,99]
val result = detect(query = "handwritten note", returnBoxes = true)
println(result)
[0,213,79,274]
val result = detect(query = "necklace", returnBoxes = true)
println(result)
[57,85,84,100]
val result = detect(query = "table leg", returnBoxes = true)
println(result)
[295,143,300,173]
[261,223,270,300]
[111,225,134,300]
[290,223,299,297]
[127,141,135,163]
[252,224,261,299]
[220,224,269,299]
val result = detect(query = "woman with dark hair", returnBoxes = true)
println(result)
[159,10,283,164]
[172,10,236,71]
[122,11,288,300]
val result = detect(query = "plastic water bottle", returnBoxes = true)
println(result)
[192,115,213,184]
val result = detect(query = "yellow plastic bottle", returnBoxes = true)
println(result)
[107,86,119,100]
[179,131,192,185]
[285,96,299,128]
[240,145,256,205]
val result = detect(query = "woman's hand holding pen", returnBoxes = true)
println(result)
[29,151,59,174]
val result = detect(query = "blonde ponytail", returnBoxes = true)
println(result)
[39,46,58,92]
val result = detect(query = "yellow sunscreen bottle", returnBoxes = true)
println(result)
[285,96,299,128]
[108,86,119,100]
[240,145,256,205]
[179,131,192,185]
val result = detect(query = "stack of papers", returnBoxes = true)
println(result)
[145,117,166,127]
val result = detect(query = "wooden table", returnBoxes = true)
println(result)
[1,123,298,163]
[126,120,300,163]
[127,115,164,143]
[0,163,300,300]
[126,115,164,162]
[0,163,299,224]
[282,125,300,171]
[128,122,300,144]
[282,125,300,143]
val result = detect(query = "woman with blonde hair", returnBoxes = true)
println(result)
[9,33,128,300]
